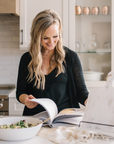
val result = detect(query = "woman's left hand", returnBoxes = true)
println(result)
[24,95,38,109]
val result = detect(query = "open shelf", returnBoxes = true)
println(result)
[75,14,111,16]
[85,80,106,87]
[77,52,111,54]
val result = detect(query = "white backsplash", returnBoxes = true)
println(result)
[0,14,26,85]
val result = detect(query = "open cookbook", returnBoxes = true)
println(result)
[30,98,84,127]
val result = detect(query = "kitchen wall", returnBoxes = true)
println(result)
[0,14,26,85]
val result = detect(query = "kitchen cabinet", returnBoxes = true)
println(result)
[69,0,114,87]
[0,0,20,16]
[9,98,24,116]
[9,89,24,116]
[20,0,69,50]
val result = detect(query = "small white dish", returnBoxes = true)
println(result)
[83,71,104,81]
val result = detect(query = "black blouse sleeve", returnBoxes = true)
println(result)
[64,46,89,106]
[16,52,31,103]
[71,51,89,105]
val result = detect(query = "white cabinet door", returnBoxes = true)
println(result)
[9,98,24,116]
[20,0,69,50]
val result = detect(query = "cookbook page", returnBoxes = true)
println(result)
[53,108,84,122]
[53,116,83,126]
[30,98,58,123]
[32,111,49,121]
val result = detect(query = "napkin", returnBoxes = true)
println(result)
[37,126,109,144]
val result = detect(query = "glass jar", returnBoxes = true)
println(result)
[75,41,81,52]
[86,33,99,52]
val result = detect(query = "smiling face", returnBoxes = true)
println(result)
[41,23,59,51]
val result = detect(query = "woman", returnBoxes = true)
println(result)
[16,9,88,116]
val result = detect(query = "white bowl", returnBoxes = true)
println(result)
[0,116,42,141]
[83,71,104,81]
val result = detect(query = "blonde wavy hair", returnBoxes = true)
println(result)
[28,9,65,89]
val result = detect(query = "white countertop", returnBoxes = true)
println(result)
[0,135,54,144]
[0,131,114,144]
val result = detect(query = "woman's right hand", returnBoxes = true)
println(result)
[24,95,38,109]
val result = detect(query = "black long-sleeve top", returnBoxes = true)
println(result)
[16,47,89,115]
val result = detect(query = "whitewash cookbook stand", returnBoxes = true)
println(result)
[80,71,114,137]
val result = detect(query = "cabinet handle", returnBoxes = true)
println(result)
[0,99,4,109]
[21,30,23,45]
[0,103,3,108]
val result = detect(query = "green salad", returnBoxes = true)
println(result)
[0,120,38,129]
